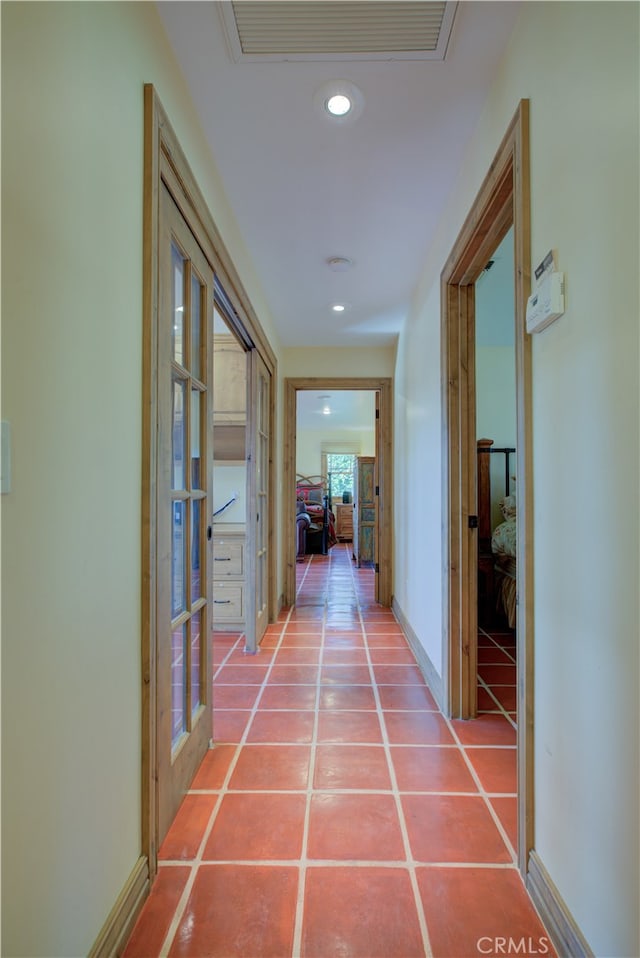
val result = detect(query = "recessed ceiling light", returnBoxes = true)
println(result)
[322,406,331,415]
[326,94,351,117]
[314,80,364,125]
[332,304,346,312]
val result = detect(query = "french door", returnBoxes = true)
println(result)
[157,183,214,841]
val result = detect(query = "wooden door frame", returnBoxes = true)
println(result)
[283,377,393,608]
[142,85,277,878]
[441,100,533,872]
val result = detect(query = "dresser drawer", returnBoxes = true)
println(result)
[212,581,244,621]
[213,537,244,575]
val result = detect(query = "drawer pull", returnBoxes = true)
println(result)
[214,599,232,605]
[214,557,231,561]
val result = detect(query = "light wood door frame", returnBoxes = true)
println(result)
[143,85,278,877]
[441,100,533,872]
[156,184,215,842]
[283,377,392,608]
[246,350,271,651]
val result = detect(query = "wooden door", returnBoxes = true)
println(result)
[157,184,214,841]
[354,456,376,568]
[247,351,270,650]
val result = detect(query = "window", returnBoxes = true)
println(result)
[325,452,356,501]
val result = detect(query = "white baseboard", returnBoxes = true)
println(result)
[391,597,444,710]
[527,851,594,958]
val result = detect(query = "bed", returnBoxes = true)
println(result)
[491,494,517,628]
[477,439,517,628]
[296,474,337,557]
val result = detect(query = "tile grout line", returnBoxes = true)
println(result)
[291,545,331,957]
[348,554,433,958]
[441,713,518,864]
[477,675,518,730]
[159,610,294,956]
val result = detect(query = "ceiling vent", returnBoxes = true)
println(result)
[218,1,458,62]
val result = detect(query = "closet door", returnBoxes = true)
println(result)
[157,184,214,842]
[353,456,376,568]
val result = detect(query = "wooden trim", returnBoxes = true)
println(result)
[142,84,279,879]
[149,92,276,376]
[527,851,594,958]
[441,100,532,873]
[283,377,392,608]
[141,83,160,876]
[88,856,149,958]
[392,597,444,710]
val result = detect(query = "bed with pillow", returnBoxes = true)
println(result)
[491,494,517,628]
[477,438,517,628]
[295,474,337,555]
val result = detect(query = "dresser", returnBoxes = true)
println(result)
[212,525,245,629]
[352,456,376,568]
[333,503,354,542]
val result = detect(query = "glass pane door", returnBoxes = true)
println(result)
[158,184,213,842]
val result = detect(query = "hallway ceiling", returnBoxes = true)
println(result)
[156,1,521,348]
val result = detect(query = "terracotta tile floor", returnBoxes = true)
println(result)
[124,545,552,958]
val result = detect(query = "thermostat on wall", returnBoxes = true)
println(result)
[526,267,565,334]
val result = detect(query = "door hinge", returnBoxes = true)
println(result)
[375,408,380,419]
[375,563,379,574]
[375,485,379,496]
[468,515,478,529]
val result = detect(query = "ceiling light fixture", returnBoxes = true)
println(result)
[326,256,353,272]
[332,304,346,312]
[326,94,351,117]
[314,80,364,125]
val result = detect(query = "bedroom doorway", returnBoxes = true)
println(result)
[283,378,392,609]
[441,100,532,873]
[474,226,518,771]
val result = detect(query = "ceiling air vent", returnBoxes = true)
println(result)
[218,1,458,62]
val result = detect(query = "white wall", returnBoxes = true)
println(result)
[394,3,639,955]
[1,3,280,955]
[213,465,247,525]
[296,428,375,479]
[282,345,396,380]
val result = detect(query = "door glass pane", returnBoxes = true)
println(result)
[172,243,185,366]
[191,498,202,603]
[191,610,201,714]
[172,501,186,617]
[191,388,201,490]
[191,274,202,381]
[172,623,187,745]
[172,380,185,490]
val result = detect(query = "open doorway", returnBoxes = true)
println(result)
[442,101,532,872]
[211,296,249,666]
[283,377,393,609]
[295,391,376,567]
[475,226,517,706]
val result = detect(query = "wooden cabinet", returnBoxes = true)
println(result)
[212,526,245,629]
[352,456,376,567]
[213,334,246,423]
[334,503,353,542]
[214,334,246,462]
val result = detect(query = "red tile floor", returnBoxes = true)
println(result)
[124,545,552,958]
